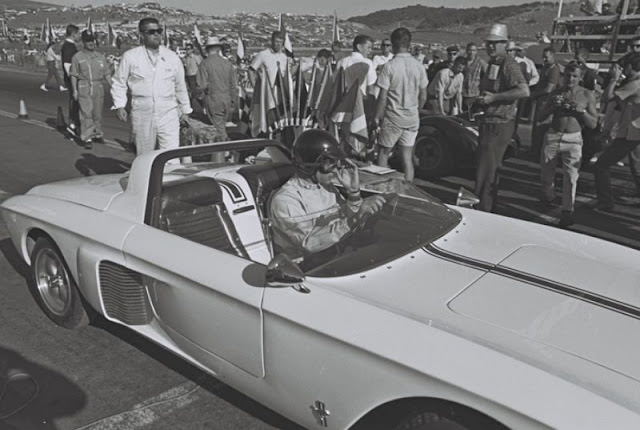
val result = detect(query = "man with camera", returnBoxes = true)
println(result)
[537,62,598,227]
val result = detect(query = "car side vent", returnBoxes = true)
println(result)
[99,261,153,325]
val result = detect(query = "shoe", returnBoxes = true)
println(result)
[82,138,93,149]
[66,124,77,137]
[59,86,68,92]
[558,211,574,228]
[40,84,48,92]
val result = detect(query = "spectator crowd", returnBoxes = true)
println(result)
[8,16,640,228]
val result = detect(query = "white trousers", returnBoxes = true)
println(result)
[130,97,180,156]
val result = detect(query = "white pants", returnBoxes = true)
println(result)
[130,97,180,156]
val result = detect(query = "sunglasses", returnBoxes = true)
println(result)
[633,44,640,48]
[382,43,392,47]
[144,28,163,35]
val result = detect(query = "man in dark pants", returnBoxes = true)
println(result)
[593,53,640,210]
[473,24,529,212]
[530,46,561,157]
[61,24,80,136]
[196,36,237,142]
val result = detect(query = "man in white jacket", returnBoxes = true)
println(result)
[111,17,192,156]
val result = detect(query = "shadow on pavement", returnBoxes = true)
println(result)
[0,238,29,279]
[91,317,304,430]
[0,346,87,430]
[75,154,131,176]
[113,138,135,153]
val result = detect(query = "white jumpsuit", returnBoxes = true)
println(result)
[111,46,192,155]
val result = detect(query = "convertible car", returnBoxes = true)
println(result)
[2,140,640,430]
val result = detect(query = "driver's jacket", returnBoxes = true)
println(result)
[269,176,362,259]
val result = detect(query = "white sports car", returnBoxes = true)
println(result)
[2,140,640,430]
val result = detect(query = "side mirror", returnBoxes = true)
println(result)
[266,254,309,293]
[456,187,479,209]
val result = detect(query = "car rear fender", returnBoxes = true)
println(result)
[1,195,135,313]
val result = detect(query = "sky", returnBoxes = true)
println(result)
[37,0,542,18]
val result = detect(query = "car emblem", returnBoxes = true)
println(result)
[310,400,330,427]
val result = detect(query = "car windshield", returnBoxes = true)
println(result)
[293,174,461,277]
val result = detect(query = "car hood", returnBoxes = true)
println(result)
[311,208,640,392]
[27,174,126,211]
[433,207,640,309]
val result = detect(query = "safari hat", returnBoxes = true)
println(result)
[205,36,222,47]
[485,23,509,42]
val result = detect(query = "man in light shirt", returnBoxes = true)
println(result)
[374,27,428,182]
[111,17,192,156]
[427,55,465,116]
[250,31,288,88]
[336,34,377,97]
[372,39,393,73]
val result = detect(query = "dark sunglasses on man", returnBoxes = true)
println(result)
[144,28,164,35]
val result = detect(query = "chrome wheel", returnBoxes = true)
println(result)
[34,248,72,317]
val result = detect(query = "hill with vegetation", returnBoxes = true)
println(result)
[349,1,582,41]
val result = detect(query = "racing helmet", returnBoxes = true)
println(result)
[293,129,346,176]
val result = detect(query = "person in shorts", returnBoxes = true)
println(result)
[374,27,428,182]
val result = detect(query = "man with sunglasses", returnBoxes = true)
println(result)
[111,17,192,156]
[372,39,393,74]
[270,129,386,259]
[473,24,529,212]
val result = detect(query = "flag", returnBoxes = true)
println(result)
[236,34,245,64]
[108,22,117,48]
[1,19,8,38]
[193,22,203,55]
[86,16,92,33]
[250,71,276,136]
[278,13,294,57]
[237,84,252,134]
[316,66,343,125]
[332,11,340,43]
[294,62,309,125]
[40,22,46,43]
[47,19,54,45]
[162,20,169,47]
[331,81,368,149]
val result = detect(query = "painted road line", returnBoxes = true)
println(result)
[0,108,124,152]
[74,382,200,430]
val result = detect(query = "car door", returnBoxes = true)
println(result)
[122,223,266,377]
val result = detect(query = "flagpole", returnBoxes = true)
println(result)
[314,65,329,111]
[277,62,288,127]
[301,58,317,127]
[296,60,303,126]
[286,59,294,125]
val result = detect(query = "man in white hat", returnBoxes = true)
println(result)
[473,23,529,212]
[111,17,192,157]
[196,36,238,141]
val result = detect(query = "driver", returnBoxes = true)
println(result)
[269,129,386,259]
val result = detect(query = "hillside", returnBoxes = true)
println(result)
[349,1,582,41]
[0,0,56,9]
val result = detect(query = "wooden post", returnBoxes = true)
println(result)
[610,0,630,61]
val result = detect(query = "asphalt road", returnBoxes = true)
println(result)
[0,65,639,430]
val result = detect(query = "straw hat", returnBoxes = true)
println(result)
[485,23,509,42]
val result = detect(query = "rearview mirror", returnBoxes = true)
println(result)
[456,187,479,209]
[266,254,309,293]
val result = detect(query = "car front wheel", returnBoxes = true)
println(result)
[30,237,89,329]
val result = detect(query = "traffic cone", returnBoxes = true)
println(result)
[55,106,66,131]
[18,99,28,119]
